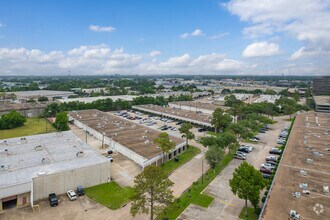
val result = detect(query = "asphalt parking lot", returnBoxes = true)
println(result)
[178,115,290,220]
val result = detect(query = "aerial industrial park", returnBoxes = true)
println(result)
[1,1,330,220]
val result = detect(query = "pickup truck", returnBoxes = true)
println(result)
[49,193,58,207]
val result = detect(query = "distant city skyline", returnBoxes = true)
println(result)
[0,0,329,76]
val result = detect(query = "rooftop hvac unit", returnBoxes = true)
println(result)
[145,130,148,133]
[35,145,43,151]
[299,182,308,190]
[113,133,117,137]
[41,157,50,164]
[300,170,307,176]
[144,140,150,144]
[76,151,84,157]
[323,186,329,194]
[306,158,313,164]
[143,136,147,139]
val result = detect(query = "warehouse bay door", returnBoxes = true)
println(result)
[2,195,17,210]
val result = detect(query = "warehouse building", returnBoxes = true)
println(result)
[13,90,74,101]
[132,104,213,128]
[69,109,186,168]
[0,131,110,211]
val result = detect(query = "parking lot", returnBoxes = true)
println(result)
[178,115,290,220]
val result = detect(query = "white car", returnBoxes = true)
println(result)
[106,155,113,162]
[249,138,259,142]
[241,145,253,152]
[67,190,77,201]
[261,163,275,170]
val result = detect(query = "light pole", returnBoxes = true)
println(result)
[85,129,88,143]
[202,159,204,184]
[102,132,105,149]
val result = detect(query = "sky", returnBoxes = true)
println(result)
[0,0,330,76]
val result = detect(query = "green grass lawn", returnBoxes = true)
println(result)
[239,207,259,220]
[161,146,201,175]
[0,118,56,139]
[157,151,235,220]
[85,182,134,210]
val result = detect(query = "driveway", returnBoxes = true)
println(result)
[178,116,290,220]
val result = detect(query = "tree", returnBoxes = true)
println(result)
[130,165,174,220]
[53,112,69,131]
[38,96,49,102]
[205,146,224,171]
[211,108,232,132]
[0,110,26,130]
[283,104,296,119]
[229,162,266,217]
[179,123,195,147]
[224,95,243,107]
[153,132,175,163]
[292,90,300,102]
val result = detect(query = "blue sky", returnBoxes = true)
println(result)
[0,0,329,75]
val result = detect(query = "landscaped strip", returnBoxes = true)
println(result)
[0,118,56,139]
[239,207,259,220]
[85,182,134,210]
[161,146,201,175]
[157,151,235,220]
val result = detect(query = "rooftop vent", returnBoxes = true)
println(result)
[306,158,313,164]
[143,136,147,139]
[76,151,84,157]
[299,183,308,190]
[113,133,117,137]
[41,157,51,164]
[300,170,307,176]
[145,130,148,133]
[35,145,43,151]
[144,140,150,144]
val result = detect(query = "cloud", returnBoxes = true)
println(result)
[180,33,190,39]
[289,47,330,60]
[149,50,161,57]
[224,0,330,51]
[209,32,229,40]
[191,29,204,36]
[0,45,249,75]
[242,42,280,58]
[89,25,116,32]
[180,29,204,39]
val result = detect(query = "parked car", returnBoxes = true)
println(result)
[67,190,77,201]
[176,121,183,125]
[234,154,246,160]
[260,166,272,174]
[249,137,260,142]
[269,148,282,155]
[262,173,271,179]
[266,155,277,162]
[198,128,207,132]
[77,186,84,196]
[259,129,266,133]
[171,127,178,131]
[236,151,247,157]
[240,145,253,152]
[237,146,250,153]
[49,193,58,207]
[261,163,275,170]
[265,160,277,166]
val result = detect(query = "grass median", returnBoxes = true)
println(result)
[161,146,201,175]
[239,207,259,220]
[0,118,56,139]
[85,182,134,210]
[157,151,234,220]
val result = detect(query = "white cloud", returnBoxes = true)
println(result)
[209,32,229,40]
[149,50,161,57]
[224,0,330,52]
[89,25,116,32]
[191,29,204,36]
[242,42,280,58]
[0,45,250,75]
[289,47,330,60]
[180,29,204,39]
[180,33,190,39]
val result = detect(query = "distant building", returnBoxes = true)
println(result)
[313,76,330,95]
[13,90,74,101]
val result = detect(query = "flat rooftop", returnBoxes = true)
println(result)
[170,101,222,111]
[261,112,330,220]
[58,95,138,103]
[13,90,74,97]
[0,102,48,112]
[0,131,108,188]
[314,96,330,106]
[69,109,184,159]
[132,104,212,127]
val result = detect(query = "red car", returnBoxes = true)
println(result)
[260,166,272,174]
